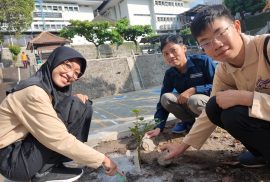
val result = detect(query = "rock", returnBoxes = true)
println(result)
[142,135,156,152]
[157,151,172,166]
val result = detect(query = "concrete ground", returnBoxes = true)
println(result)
[0,86,176,182]
[90,86,162,132]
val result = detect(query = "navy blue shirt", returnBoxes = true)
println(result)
[155,54,216,130]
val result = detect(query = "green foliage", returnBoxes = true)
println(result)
[8,45,21,56]
[115,18,153,48]
[8,45,21,62]
[62,20,123,57]
[224,0,265,15]
[180,27,191,35]
[0,0,35,35]
[129,109,161,163]
[59,27,76,40]
[244,11,270,32]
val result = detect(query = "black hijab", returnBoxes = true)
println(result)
[7,46,86,107]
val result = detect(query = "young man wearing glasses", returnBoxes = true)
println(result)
[161,4,270,168]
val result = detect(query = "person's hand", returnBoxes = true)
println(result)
[102,156,117,176]
[145,128,161,138]
[74,94,88,104]
[177,87,196,104]
[216,90,253,109]
[160,142,190,160]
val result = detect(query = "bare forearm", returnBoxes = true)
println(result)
[237,90,254,106]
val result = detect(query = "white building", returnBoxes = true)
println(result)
[2,0,103,46]
[204,0,223,5]
[31,0,103,32]
[98,0,196,34]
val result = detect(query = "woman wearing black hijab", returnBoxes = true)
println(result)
[0,46,117,182]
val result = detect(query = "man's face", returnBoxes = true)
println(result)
[162,42,187,67]
[196,18,243,64]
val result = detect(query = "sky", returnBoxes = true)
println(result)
[191,0,204,7]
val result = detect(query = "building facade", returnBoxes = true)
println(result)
[2,0,103,46]
[204,0,223,5]
[31,0,103,32]
[98,0,194,34]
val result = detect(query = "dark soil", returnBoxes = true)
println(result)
[79,121,270,182]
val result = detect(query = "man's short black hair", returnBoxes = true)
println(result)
[191,4,235,40]
[160,34,183,52]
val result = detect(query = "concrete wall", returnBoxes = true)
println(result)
[72,57,135,98]
[135,53,169,88]
[71,42,140,59]
[71,53,169,99]
[1,44,202,100]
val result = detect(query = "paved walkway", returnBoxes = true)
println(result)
[90,86,163,132]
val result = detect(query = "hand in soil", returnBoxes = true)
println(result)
[145,128,161,138]
[160,142,189,160]
[102,156,118,176]
[158,151,173,166]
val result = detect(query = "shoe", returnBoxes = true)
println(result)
[171,122,188,134]
[238,151,267,168]
[31,166,83,182]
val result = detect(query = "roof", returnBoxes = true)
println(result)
[27,31,70,50]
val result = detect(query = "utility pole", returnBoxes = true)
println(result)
[38,0,45,30]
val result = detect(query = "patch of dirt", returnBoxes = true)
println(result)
[79,120,270,182]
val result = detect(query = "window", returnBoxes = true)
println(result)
[47,6,52,10]
[155,1,158,5]
[64,6,68,11]
[51,24,56,29]
[35,5,40,10]
[58,6,62,11]
[34,24,39,29]
[56,24,61,29]
[53,6,58,11]
[74,7,78,11]
[42,6,47,10]
[69,7,73,11]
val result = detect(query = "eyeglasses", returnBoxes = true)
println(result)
[61,61,82,80]
[199,24,233,50]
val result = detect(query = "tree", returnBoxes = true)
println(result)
[0,0,35,35]
[180,27,196,46]
[8,45,21,63]
[224,0,266,16]
[116,18,153,51]
[59,27,76,41]
[60,20,123,58]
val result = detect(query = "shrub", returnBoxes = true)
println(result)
[9,45,21,62]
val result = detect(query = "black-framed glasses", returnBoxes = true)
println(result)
[199,24,233,50]
[61,61,82,80]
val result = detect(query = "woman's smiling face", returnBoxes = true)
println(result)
[52,59,81,87]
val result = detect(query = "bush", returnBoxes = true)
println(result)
[8,45,21,62]
[9,45,21,56]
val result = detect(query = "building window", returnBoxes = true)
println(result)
[53,6,58,11]
[64,6,68,11]
[56,25,61,29]
[74,7,78,11]
[69,7,73,11]
[35,5,40,10]
[58,6,62,11]
[51,24,56,29]
[34,24,39,29]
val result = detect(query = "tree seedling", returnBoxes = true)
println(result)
[129,109,160,167]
